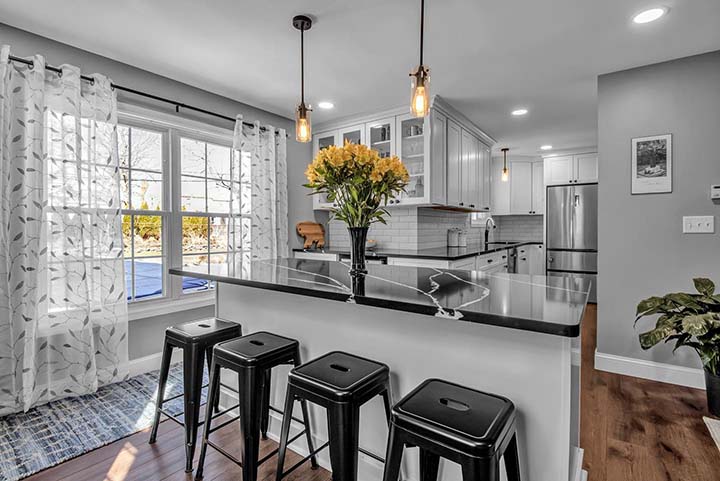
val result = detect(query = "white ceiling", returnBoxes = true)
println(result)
[1,0,719,154]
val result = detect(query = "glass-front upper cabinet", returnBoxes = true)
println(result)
[311,130,340,209]
[395,113,428,205]
[339,124,365,146]
[366,117,395,159]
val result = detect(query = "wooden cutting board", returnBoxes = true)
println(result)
[296,221,326,249]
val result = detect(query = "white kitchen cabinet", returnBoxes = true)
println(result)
[574,153,599,183]
[476,251,508,272]
[492,159,544,216]
[480,145,492,211]
[294,251,340,261]
[386,255,477,271]
[311,96,494,211]
[532,161,545,215]
[491,156,511,215]
[365,117,396,159]
[527,243,545,275]
[544,152,598,185]
[339,124,365,146]
[311,130,341,209]
[446,119,462,206]
[510,161,533,214]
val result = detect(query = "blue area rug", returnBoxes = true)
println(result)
[0,363,208,481]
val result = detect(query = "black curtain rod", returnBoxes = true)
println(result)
[7,55,287,137]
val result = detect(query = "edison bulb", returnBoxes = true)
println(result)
[410,66,430,118]
[501,167,509,182]
[295,104,312,143]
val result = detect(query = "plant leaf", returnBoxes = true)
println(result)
[693,278,715,296]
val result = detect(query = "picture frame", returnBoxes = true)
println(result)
[631,134,672,194]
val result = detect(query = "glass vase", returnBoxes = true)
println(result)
[347,226,368,276]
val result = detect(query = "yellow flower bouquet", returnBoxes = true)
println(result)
[304,141,409,227]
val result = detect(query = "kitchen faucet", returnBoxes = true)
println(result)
[484,217,496,245]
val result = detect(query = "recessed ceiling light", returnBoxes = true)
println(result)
[511,108,528,116]
[318,101,334,109]
[540,145,553,150]
[632,7,667,24]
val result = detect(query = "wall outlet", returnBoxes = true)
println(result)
[682,216,715,234]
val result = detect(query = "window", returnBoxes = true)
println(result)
[179,136,248,293]
[118,124,167,301]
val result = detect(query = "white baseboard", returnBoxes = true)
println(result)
[570,447,584,481]
[128,349,182,378]
[594,349,705,390]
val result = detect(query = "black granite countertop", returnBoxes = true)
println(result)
[292,241,542,260]
[170,256,587,337]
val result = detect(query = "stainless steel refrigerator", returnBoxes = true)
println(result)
[546,183,598,302]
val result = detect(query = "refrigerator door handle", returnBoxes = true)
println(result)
[574,194,580,207]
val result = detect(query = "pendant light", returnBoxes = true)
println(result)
[409,0,430,117]
[293,15,313,143]
[501,148,510,182]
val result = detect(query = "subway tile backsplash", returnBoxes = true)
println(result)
[327,207,543,250]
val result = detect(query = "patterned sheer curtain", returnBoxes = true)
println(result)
[233,116,288,261]
[0,47,128,415]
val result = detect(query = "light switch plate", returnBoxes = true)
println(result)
[683,216,715,234]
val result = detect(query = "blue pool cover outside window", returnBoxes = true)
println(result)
[125,261,208,300]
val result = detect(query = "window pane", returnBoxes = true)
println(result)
[240,180,251,215]
[133,258,163,300]
[207,178,231,213]
[207,142,231,180]
[131,171,163,210]
[118,125,130,168]
[181,137,206,176]
[182,255,210,293]
[181,175,206,212]
[210,217,228,252]
[241,217,252,251]
[209,253,227,275]
[133,215,163,257]
[124,258,133,300]
[131,128,162,172]
[119,168,130,209]
[122,214,133,258]
[182,216,208,254]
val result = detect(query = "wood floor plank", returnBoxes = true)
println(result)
[21,302,719,481]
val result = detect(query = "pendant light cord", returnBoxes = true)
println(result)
[419,0,425,66]
[300,28,305,103]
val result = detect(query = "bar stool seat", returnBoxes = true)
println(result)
[276,351,393,481]
[195,332,317,481]
[290,351,390,403]
[148,318,243,473]
[383,379,521,481]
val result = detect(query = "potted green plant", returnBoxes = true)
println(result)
[636,278,720,416]
[304,141,408,275]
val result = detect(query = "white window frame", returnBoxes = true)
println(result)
[119,104,236,321]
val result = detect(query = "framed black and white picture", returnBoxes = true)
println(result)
[631,134,672,194]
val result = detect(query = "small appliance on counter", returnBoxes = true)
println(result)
[447,228,467,247]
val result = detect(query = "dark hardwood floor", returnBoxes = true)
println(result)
[25,304,719,481]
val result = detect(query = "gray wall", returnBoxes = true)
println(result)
[597,50,720,370]
[0,23,322,359]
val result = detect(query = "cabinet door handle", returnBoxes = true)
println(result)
[487,259,493,263]
[470,204,475,208]
[459,202,464,206]
[521,257,527,261]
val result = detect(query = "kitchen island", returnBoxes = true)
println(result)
[171,258,589,481]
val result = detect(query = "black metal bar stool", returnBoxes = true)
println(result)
[382,379,521,481]
[195,331,318,481]
[148,318,243,473]
[275,351,393,481]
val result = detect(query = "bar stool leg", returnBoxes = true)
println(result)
[327,403,360,481]
[299,398,318,469]
[380,387,393,426]
[260,369,271,439]
[419,448,440,481]
[275,386,296,481]
[461,458,496,481]
[182,343,206,473]
[149,339,173,444]
[381,426,405,481]
[238,367,264,481]
[195,359,222,480]
[504,433,521,481]
[205,346,220,412]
